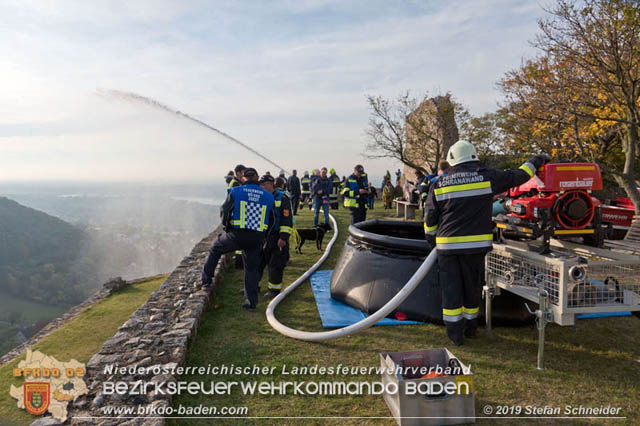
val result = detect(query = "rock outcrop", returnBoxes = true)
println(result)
[403,95,459,184]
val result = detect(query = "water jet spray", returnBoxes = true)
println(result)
[96,89,288,174]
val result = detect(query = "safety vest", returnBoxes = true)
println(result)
[230,183,274,232]
[301,176,311,193]
[227,177,242,192]
[361,172,368,188]
[341,173,365,208]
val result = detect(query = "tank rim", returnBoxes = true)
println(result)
[349,219,429,251]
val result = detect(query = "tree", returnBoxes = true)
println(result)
[364,92,464,174]
[500,0,640,212]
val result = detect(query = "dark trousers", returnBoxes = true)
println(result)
[259,236,290,290]
[313,197,330,226]
[290,194,300,215]
[350,204,367,224]
[367,197,375,210]
[202,230,263,306]
[438,253,485,341]
[301,193,311,210]
[329,196,338,210]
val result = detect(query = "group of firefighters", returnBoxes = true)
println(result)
[206,164,373,312]
[287,166,373,225]
[206,142,550,346]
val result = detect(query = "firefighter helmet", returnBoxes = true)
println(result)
[447,140,478,166]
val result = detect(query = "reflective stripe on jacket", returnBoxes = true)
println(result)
[424,160,537,254]
[229,184,274,232]
[341,173,366,208]
[272,189,293,241]
[301,176,311,193]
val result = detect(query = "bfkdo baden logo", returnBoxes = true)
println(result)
[9,350,88,422]
[24,382,50,415]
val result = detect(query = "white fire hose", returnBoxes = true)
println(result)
[266,214,438,342]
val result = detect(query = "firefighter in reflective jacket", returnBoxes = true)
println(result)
[342,164,369,224]
[424,140,550,345]
[228,164,247,269]
[300,171,311,210]
[201,168,274,312]
[329,168,341,210]
[259,175,293,299]
[227,164,245,191]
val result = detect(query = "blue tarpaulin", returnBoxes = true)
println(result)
[309,270,423,329]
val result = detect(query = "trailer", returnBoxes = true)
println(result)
[484,239,640,369]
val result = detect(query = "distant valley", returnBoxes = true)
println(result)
[0,182,223,356]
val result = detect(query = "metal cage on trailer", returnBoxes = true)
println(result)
[483,239,640,370]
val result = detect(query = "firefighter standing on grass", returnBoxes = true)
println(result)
[329,168,341,210]
[227,164,247,269]
[342,164,369,224]
[259,175,293,299]
[201,168,273,312]
[424,140,550,345]
[300,171,311,211]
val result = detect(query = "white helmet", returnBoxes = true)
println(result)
[446,140,478,166]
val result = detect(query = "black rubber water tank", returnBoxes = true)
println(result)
[329,219,534,326]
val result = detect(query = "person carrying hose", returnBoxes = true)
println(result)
[424,140,550,345]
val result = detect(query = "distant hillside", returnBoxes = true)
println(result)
[0,197,88,306]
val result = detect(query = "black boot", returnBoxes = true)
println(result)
[445,322,464,346]
[264,289,280,299]
[242,299,256,312]
[464,318,478,338]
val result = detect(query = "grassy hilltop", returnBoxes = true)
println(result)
[0,276,166,425]
[0,206,637,425]
[175,206,640,425]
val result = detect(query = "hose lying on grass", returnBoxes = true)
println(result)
[265,214,438,342]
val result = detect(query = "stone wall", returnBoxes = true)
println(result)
[61,225,226,426]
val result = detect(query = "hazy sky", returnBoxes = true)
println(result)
[0,0,544,183]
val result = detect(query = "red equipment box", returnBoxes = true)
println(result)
[511,163,603,196]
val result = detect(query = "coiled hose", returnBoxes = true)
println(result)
[265,214,438,342]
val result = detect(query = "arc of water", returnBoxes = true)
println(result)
[97,89,288,174]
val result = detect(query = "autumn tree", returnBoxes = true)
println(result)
[364,92,464,174]
[500,0,640,212]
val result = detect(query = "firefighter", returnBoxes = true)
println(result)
[309,169,320,210]
[424,140,550,345]
[259,175,293,299]
[414,170,432,209]
[201,168,274,311]
[329,168,341,210]
[342,164,369,224]
[300,171,311,211]
[228,164,245,191]
[227,164,247,269]
[287,169,301,215]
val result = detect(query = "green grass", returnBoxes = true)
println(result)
[174,207,640,425]
[0,275,166,426]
